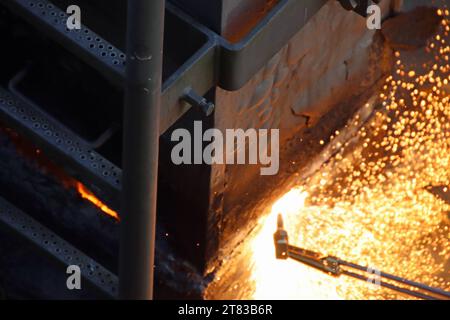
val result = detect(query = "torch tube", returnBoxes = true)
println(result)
[337,259,450,299]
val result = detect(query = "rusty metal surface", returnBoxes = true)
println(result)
[209,0,395,272]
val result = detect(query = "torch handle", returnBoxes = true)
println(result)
[336,258,450,300]
[285,244,450,300]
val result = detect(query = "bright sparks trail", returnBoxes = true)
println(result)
[249,9,450,299]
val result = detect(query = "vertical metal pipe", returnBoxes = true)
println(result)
[119,0,165,300]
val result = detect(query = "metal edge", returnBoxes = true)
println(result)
[161,41,216,133]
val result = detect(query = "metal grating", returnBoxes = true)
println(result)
[0,196,118,297]
[0,87,122,202]
[2,0,126,86]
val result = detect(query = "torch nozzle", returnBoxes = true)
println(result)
[276,213,284,229]
[274,214,289,259]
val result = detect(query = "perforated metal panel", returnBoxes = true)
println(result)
[0,87,122,200]
[8,0,126,85]
[0,196,118,297]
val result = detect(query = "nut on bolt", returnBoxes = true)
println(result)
[182,87,215,117]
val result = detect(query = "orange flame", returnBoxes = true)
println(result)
[1,118,120,222]
[76,182,120,221]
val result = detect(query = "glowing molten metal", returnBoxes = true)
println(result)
[76,182,120,221]
[208,8,450,300]
[249,8,450,300]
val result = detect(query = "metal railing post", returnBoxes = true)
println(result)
[119,0,165,300]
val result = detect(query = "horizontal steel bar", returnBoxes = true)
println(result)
[0,195,118,298]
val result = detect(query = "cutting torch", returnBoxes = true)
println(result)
[274,214,450,300]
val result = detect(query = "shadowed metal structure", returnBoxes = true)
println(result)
[119,0,165,300]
